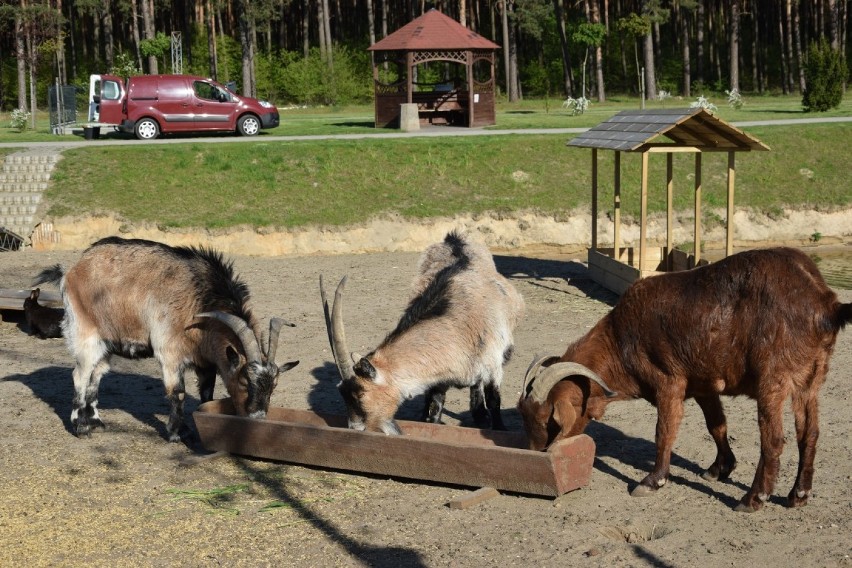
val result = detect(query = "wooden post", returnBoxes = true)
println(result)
[726,151,736,257]
[591,149,598,250]
[613,151,621,260]
[694,152,702,265]
[466,50,474,127]
[640,151,649,274]
[666,153,673,271]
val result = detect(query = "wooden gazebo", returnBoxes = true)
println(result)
[568,108,770,295]
[367,9,499,128]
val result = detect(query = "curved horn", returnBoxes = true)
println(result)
[522,354,561,398]
[196,311,263,363]
[529,361,618,403]
[266,317,295,363]
[320,275,354,381]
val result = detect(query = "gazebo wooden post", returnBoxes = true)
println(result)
[406,52,414,104]
[591,148,598,250]
[694,152,703,265]
[639,151,649,273]
[726,151,736,257]
[666,152,674,271]
[613,151,621,260]
[466,50,475,127]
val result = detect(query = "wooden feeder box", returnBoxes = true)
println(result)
[194,399,596,498]
[568,108,769,295]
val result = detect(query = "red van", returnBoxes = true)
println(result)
[87,74,279,140]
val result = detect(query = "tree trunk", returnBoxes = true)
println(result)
[681,2,690,97]
[103,0,114,70]
[827,0,838,49]
[729,0,739,92]
[322,0,333,66]
[142,0,157,73]
[460,0,466,26]
[302,0,309,57]
[508,2,519,100]
[643,30,656,101]
[367,0,376,45]
[784,0,794,93]
[792,0,805,93]
[590,0,605,101]
[237,0,253,96]
[695,0,704,85]
[778,0,789,94]
[130,0,143,71]
[15,14,27,110]
[55,0,66,84]
[552,0,573,96]
[207,0,218,79]
[751,0,761,93]
[317,0,327,59]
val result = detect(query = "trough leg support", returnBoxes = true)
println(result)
[447,487,501,510]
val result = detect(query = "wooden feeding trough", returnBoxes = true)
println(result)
[0,288,62,311]
[568,108,769,295]
[194,398,595,498]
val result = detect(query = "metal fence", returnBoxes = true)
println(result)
[48,82,77,134]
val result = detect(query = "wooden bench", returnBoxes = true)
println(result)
[412,90,468,125]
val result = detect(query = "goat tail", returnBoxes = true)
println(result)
[837,302,852,331]
[33,264,64,287]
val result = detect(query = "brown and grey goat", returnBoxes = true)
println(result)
[322,231,525,434]
[35,236,299,441]
[23,288,63,339]
[518,247,852,512]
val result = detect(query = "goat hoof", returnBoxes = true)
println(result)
[701,470,719,481]
[630,484,657,497]
[734,502,759,513]
[787,489,810,508]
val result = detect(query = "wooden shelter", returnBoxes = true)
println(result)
[568,108,770,295]
[367,9,499,128]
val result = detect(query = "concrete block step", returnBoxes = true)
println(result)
[0,172,52,183]
[0,192,42,205]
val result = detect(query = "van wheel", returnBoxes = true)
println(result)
[237,115,260,136]
[135,118,160,140]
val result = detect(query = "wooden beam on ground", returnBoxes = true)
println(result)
[0,289,62,311]
[447,487,500,510]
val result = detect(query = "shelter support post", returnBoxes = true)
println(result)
[694,153,703,265]
[666,153,673,271]
[726,151,736,257]
[640,151,649,273]
[614,151,621,258]
[591,149,598,250]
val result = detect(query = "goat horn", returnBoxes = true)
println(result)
[522,354,561,398]
[266,317,295,363]
[196,311,263,363]
[320,275,355,381]
[528,361,618,403]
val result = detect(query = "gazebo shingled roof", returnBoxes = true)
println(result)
[569,108,770,152]
[569,108,770,295]
[368,9,500,51]
[367,9,500,129]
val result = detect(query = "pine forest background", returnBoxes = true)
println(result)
[0,0,849,114]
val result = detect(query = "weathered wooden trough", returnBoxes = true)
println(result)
[0,288,62,311]
[194,398,596,498]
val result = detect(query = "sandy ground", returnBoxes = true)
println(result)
[1,241,851,568]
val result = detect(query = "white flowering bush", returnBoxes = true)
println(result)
[10,108,30,131]
[562,96,590,116]
[689,95,718,112]
[726,88,745,109]
[657,90,672,101]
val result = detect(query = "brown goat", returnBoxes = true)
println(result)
[23,288,63,339]
[35,237,299,441]
[518,247,852,512]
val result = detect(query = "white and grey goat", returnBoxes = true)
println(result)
[35,236,299,441]
[321,231,524,434]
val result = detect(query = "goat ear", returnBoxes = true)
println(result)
[353,357,377,381]
[30,288,39,300]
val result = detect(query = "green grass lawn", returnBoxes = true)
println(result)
[42,122,851,231]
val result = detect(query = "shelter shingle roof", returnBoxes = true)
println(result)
[568,108,770,152]
[368,9,500,51]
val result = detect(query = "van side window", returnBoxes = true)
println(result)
[194,81,220,102]
[102,80,120,100]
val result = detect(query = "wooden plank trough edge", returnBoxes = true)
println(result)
[193,399,596,498]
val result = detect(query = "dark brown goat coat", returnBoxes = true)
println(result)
[518,247,852,512]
